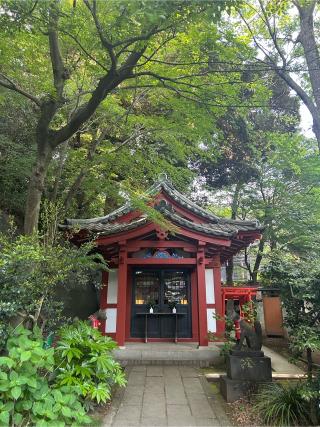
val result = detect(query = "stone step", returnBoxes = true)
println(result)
[118,359,211,367]
[113,342,223,367]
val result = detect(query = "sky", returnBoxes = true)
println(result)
[300,104,314,138]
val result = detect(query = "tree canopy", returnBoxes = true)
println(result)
[0,0,319,280]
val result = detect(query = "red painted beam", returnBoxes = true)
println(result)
[96,223,231,248]
[126,258,197,265]
[96,223,155,246]
[126,241,197,252]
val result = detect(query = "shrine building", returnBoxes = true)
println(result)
[61,176,262,347]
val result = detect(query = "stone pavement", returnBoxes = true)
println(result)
[262,345,305,374]
[103,365,230,427]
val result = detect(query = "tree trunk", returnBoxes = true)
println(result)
[296,1,320,149]
[306,346,313,381]
[24,144,52,235]
[252,238,265,284]
[51,142,68,202]
[64,169,86,211]
[226,182,242,285]
[297,2,320,109]
[226,258,234,285]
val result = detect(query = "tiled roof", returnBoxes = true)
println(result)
[60,176,262,238]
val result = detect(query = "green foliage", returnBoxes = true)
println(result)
[290,326,320,355]
[209,312,236,359]
[54,321,126,405]
[241,301,257,324]
[253,382,311,426]
[0,0,267,227]
[262,252,320,425]
[0,232,105,349]
[0,325,91,426]
[262,252,320,345]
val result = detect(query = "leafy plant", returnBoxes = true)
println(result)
[253,382,311,426]
[241,301,257,324]
[209,312,236,360]
[0,232,105,349]
[54,321,126,406]
[262,252,320,378]
[0,325,91,426]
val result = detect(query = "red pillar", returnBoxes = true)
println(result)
[197,243,208,346]
[213,254,224,336]
[115,242,127,347]
[99,271,108,335]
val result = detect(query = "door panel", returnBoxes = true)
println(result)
[162,271,191,338]
[131,269,192,338]
[131,270,161,337]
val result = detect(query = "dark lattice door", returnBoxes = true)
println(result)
[161,271,191,338]
[131,269,192,339]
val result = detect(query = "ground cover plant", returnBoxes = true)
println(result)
[253,382,311,427]
[0,325,91,426]
[54,321,126,407]
[0,323,126,426]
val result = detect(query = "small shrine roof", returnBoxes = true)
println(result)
[60,176,262,239]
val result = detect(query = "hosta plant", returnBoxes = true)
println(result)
[54,321,126,405]
[0,325,91,426]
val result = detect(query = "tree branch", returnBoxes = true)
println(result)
[48,1,69,100]
[60,29,109,72]
[114,24,173,52]
[0,73,41,106]
[258,0,287,66]
[83,0,116,70]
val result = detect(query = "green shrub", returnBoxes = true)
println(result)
[0,325,91,426]
[253,382,311,426]
[0,232,105,350]
[54,321,126,405]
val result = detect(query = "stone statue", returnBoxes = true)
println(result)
[232,311,262,351]
[220,309,271,403]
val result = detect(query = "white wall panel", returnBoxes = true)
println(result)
[105,308,117,333]
[207,308,216,333]
[205,269,215,304]
[107,269,118,304]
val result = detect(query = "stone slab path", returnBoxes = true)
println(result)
[262,345,305,374]
[103,365,230,427]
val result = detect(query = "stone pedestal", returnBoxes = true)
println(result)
[220,350,272,402]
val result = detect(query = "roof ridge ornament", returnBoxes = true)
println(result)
[158,172,168,181]
[157,172,173,187]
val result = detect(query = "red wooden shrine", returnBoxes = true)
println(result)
[62,177,262,347]
[222,286,258,318]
